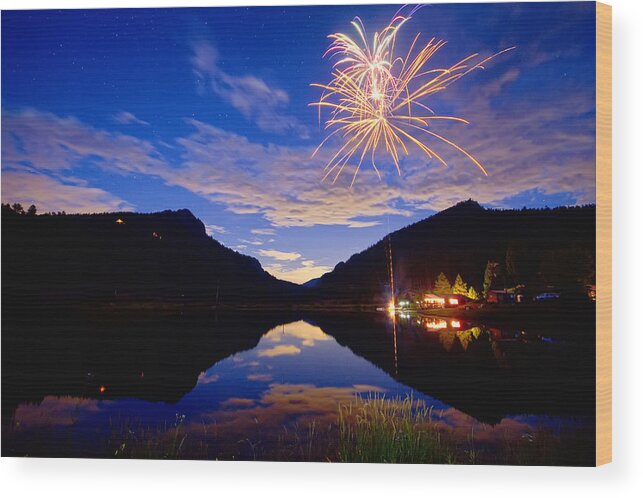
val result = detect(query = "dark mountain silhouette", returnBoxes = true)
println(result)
[310,200,596,305]
[1,206,299,307]
[2,200,596,308]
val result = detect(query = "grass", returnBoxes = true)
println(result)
[336,394,594,465]
[337,395,453,464]
[108,414,192,459]
[2,395,594,464]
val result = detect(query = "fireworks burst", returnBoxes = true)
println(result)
[311,9,514,187]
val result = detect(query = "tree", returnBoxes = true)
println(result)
[11,203,24,215]
[482,260,497,299]
[452,274,468,296]
[467,286,480,301]
[26,204,37,216]
[505,245,518,286]
[433,272,452,294]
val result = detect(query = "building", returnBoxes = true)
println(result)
[442,294,465,307]
[422,293,446,308]
[487,289,516,304]
[422,293,468,308]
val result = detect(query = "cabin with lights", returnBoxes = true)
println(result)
[422,293,446,308]
[421,293,468,309]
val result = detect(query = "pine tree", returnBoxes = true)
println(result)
[483,261,496,299]
[467,286,479,301]
[433,272,452,294]
[452,274,468,296]
[505,246,517,286]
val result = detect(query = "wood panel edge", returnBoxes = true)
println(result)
[595,0,612,467]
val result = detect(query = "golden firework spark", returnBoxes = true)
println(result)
[311,11,514,187]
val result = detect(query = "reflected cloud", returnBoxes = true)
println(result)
[219,397,256,409]
[12,396,105,429]
[263,321,332,348]
[247,373,273,382]
[257,344,301,357]
[194,383,388,435]
[197,372,221,385]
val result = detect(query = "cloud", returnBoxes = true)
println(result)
[166,119,408,227]
[2,108,166,176]
[1,171,134,214]
[262,260,332,284]
[1,108,163,215]
[204,224,227,235]
[190,41,308,138]
[240,238,264,246]
[113,111,150,126]
[258,249,301,261]
[251,228,276,236]
[3,85,596,234]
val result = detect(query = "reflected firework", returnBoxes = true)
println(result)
[311,9,514,186]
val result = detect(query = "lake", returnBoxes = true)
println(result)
[1,307,595,464]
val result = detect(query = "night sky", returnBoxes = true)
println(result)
[2,3,596,283]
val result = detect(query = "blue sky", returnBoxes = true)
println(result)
[2,3,596,283]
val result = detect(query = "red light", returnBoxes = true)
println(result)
[99,386,106,393]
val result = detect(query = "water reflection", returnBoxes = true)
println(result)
[2,309,594,461]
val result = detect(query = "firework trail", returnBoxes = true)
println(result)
[311,6,514,187]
